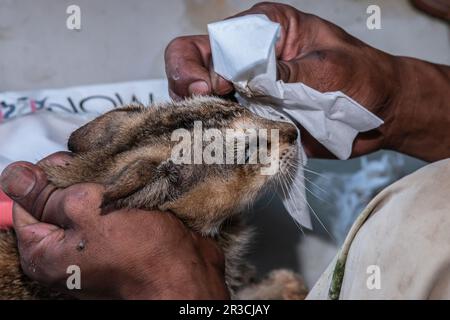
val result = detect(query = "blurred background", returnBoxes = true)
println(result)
[0,0,448,288]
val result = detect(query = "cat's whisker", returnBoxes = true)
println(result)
[290,159,327,178]
[279,173,305,236]
[280,162,333,239]
[302,166,330,180]
[289,180,334,241]
[288,168,327,203]
[284,161,327,202]
[284,169,327,203]
[302,175,328,195]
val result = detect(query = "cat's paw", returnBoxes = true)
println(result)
[235,269,308,300]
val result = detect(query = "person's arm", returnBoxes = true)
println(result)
[165,2,450,162]
[0,153,229,300]
[386,57,449,161]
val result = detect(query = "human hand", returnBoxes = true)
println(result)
[0,152,229,299]
[165,2,401,158]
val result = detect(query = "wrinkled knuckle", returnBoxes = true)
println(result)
[253,2,294,13]
[165,37,181,59]
[321,50,351,73]
[252,2,275,10]
[19,230,70,287]
[251,2,275,13]
[277,61,292,82]
[63,185,101,218]
[19,245,52,283]
[166,36,191,53]
[63,189,85,216]
[313,50,350,91]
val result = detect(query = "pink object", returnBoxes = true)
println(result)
[0,190,13,229]
[30,99,37,113]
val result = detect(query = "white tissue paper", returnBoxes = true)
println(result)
[208,15,384,229]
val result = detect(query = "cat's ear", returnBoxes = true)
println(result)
[101,158,157,210]
[100,159,181,212]
[68,105,143,153]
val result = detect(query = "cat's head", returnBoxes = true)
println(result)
[69,96,300,234]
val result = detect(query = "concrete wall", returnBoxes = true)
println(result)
[1,0,448,92]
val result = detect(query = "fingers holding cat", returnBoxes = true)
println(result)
[164,3,322,99]
[1,152,73,226]
[0,154,229,299]
[0,153,76,286]
[0,158,122,296]
[165,35,233,99]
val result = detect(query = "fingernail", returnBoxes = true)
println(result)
[0,165,36,198]
[188,81,209,95]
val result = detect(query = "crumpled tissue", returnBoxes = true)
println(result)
[208,15,383,229]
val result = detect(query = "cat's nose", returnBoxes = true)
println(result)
[288,128,298,143]
[284,125,298,144]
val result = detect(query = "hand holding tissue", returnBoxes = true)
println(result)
[207,15,384,229]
